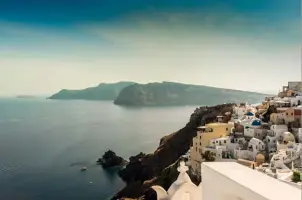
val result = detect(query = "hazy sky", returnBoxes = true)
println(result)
[0,0,300,96]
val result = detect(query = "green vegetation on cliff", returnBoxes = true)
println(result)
[114,82,268,106]
[48,82,135,101]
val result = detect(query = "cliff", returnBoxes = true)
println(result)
[112,103,234,199]
[114,82,268,106]
[48,81,135,101]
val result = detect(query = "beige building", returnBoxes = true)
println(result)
[190,122,233,175]
[284,108,302,127]
[270,112,286,125]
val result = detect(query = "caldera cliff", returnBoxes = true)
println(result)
[112,103,235,199]
[113,82,268,106]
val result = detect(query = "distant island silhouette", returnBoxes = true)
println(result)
[49,81,269,106]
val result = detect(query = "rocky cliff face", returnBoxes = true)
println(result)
[113,82,268,106]
[112,103,235,199]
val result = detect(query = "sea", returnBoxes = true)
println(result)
[0,98,196,200]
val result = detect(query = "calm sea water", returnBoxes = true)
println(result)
[0,98,196,200]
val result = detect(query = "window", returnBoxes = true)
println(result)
[226,128,228,131]
[291,113,293,116]
[200,142,201,146]
[224,140,226,144]
[256,145,258,150]
[196,147,198,152]
[216,141,218,143]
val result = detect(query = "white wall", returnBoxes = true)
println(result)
[234,149,253,160]
[202,164,267,200]
[244,127,255,137]
[202,162,301,200]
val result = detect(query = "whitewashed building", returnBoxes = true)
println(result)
[248,138,265,159]
[264,131,277,153]
[152,161,301,200]
[270,124,288,140]
[210,136,246,152]
[234,149,254,160]
[202,162,301,200]
[233,103,248,119]
[276,132,296,151]
[242,118,262,138]
[297,128,302,142]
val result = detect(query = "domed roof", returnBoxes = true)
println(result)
[246,112,254,116]
[256,154,265,165]
[256,154,265,160]
[251,119,262,126]
[282,132,295,142]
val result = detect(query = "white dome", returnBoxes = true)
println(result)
[282,132,295,142]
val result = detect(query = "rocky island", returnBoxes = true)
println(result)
[48,81,268,106]
[112,103,235,199]
[48,81,134,101]
[114,82,268,106]
[16,95,37,99]
[97,150,127,168]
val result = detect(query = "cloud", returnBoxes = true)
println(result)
[79,9,300,49]
[0,9,300,95]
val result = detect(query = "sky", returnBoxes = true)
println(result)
[0,0,300,96]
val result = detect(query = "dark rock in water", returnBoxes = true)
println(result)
[97,150,127,168]
[112,103,235,199]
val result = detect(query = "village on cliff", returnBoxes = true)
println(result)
[146,81,302,200]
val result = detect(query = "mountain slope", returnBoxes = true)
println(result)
[48,82,135,101]
[114,82,268,106]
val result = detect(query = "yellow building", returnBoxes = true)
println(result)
[257,101,270,114]
[257,101,270,110]
[190,122,233,175]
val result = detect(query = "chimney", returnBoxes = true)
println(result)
[217,116,223,123]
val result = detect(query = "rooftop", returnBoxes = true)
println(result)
[206,122,231,126]
[203,162,301,200]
